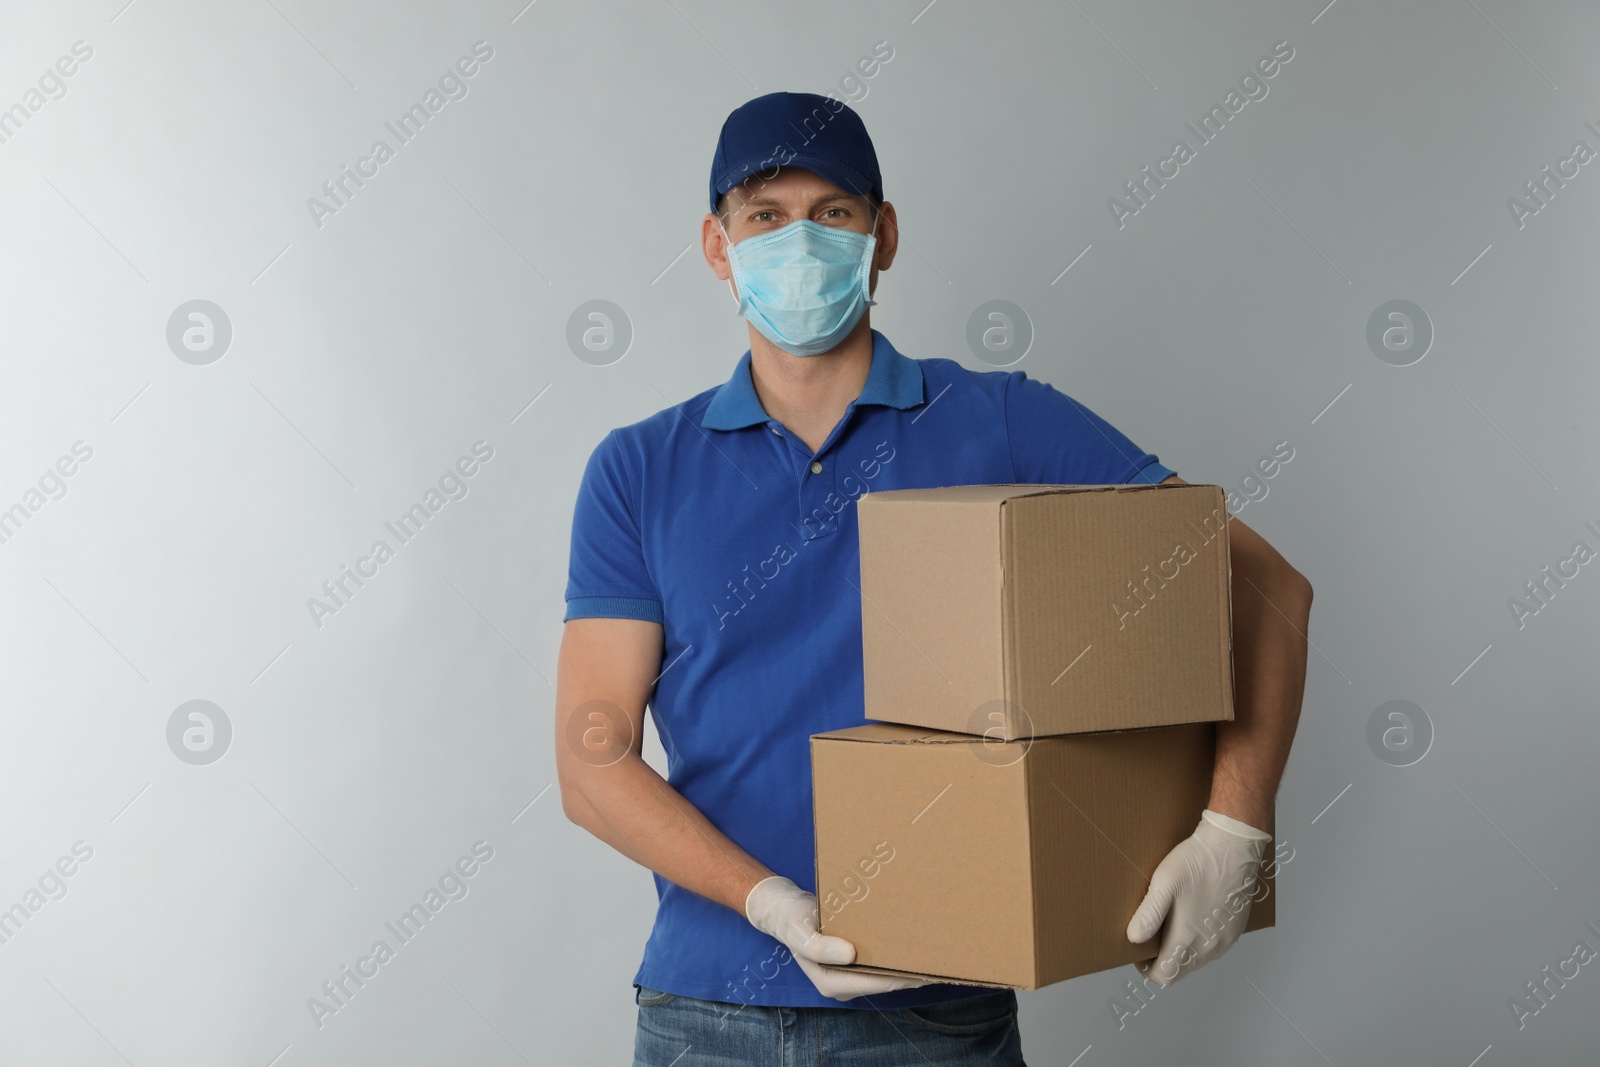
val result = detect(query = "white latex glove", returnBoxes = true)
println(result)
[1126,809,1271,988]
[744,875,935,1001]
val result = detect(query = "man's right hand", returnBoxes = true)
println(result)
[743,875,934,1001]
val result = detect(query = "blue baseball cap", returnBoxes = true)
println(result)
[709,91,883,214]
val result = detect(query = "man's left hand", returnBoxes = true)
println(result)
[1126,809,1271,988]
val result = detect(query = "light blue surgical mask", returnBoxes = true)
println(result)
[718,213,880,356]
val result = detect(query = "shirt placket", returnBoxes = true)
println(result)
[767,405,856,543]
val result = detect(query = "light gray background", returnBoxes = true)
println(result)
[2,0,1596,1064]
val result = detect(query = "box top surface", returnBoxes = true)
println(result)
[810,721,983,745]
[859,483,1191,507]
[811,721,1182,745]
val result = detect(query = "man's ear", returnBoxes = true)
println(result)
[871,201,899,273]
[703,211,734,282]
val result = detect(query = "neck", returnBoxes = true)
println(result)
[747,317,874,451]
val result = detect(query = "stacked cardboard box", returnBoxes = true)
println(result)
[812,484,1275,990]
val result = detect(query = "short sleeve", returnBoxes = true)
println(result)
[563,430,663,623]
[1005,371,1176,485]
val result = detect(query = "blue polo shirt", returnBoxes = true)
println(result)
[564,328,1175,1011]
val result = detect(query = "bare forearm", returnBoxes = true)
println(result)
[565,756,775,915]
[1210,559,1312,831]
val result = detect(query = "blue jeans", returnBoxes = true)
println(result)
[631,983,1027,1066]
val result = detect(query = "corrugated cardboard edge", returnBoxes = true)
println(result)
[998,501,1015,738]
[1019,739,1044,987]
[864,483,1171,504]
[821,963,1018,990]
[815,722,982,744]
[1001,483,1171,500]
[1214,486,1237,724]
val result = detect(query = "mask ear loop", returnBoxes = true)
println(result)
[717,216,740,308]
[863,199,882,309]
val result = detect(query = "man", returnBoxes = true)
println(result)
[557,91,1312,1065]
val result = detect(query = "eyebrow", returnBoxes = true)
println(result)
[734,192,863,211]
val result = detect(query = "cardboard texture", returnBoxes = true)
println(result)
[857,483,1235,739]
[811,722,1275,990]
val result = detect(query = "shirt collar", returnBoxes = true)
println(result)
[701,328,925,431]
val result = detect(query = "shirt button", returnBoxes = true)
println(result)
[771,426,783,436]
[810,461,823,474]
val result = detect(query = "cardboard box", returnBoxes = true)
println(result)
[811,721,1274,990]
[857,483,1235,739]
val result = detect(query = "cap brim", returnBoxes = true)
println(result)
[715,152,876,208]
